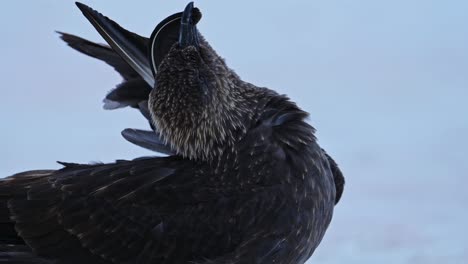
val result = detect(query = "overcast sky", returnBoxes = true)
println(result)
[1,1,467,263]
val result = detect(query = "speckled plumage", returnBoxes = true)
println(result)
[0,2,344,264]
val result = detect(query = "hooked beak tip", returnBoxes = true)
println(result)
[179,2,199,48]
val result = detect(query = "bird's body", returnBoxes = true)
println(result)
[1,92,335,264]
[0,2,344,263]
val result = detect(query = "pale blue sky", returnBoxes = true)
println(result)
[1,1,467,263]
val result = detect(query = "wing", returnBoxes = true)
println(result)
[0,157,282,263]
[58,32,142,81]
[59,32,153,111]
[208,93,338,263]
[0,158,308,263]
[75,2,154,87]
[58,33,169,151]
[60,3,193,153]
[74,2,200,87]
[0,157,189,263]
[58,32,171,151]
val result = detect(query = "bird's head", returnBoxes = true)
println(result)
[149,3,256,161]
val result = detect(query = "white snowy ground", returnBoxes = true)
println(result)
[1,1,467,263]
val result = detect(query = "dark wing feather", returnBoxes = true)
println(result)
[75,2,154,87]
[58,32,153,110]
[1,157,248,263]
[103,79,151,110]
[0,158,182,263]
[58,32,171,151]
[121,129,175,155]
[0,155,303,263]
[58,32,140,80]
[61,4,200,154]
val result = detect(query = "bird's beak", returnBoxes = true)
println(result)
[179,2,199,48]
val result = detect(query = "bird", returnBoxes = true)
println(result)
[0,2,344,264]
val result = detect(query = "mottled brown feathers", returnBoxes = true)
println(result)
[150,39,270,161]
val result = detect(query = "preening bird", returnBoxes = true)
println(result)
[0,2,344,264]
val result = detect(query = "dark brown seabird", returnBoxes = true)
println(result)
[0,2,344,263]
